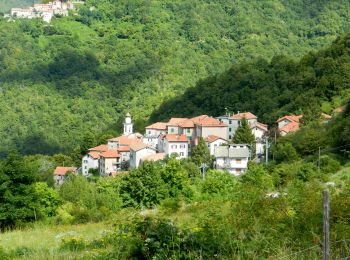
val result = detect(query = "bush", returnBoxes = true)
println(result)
[60,237,86,252]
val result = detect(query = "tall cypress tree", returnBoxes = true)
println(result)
[232,118,256,157]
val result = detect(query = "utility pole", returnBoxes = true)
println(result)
[323,190,330,260]
[265,136,269,164]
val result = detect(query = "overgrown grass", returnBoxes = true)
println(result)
[0,221,110,259]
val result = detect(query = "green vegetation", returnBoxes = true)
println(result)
[151,33,350,124]
[3,0,350,155]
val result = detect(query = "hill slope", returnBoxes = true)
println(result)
[151,34,350,124]
[2,0,350,155]
[0,0,40,13]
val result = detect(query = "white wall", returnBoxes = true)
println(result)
[82,154,98,176]
[130,148,156,168]
[208,139,228,155]
[164,141,188,159]
[215,157,248,176]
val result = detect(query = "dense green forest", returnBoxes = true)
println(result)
[2,0,350,155]
[151,33,350,124]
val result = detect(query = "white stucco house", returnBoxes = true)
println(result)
[143,122,168,150]
[214,144,250,176]
[204,135,228,155]
[277,115,302,136]
[82,152,100,176]
[159,134,189,159]
[129,143,157,168]
[53,166,77,185]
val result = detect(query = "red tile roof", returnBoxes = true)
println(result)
[117,146,131,152]
[145,122,167,130]
[164,134,189,142]
[279,121,300,134]
[205,135,226,143]
[88,144,108,152]
[168,118,189,125]
[100,150,120,158]
[88,151,100,159]
[334,105,346,113]
[230,112,257,120]
[130,142,151,152]
[255,122,268,132]
[321,113,332,120]
[190,115,227,127]
[277,115,302,123]
[178,119,195,128]
[108,135,143,146]
[54,167,77,176]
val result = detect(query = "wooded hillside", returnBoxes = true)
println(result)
[2,0,350,155]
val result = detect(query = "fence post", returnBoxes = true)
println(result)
[323,190,330,260]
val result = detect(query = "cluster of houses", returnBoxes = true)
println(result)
[54,106,342,185]
[6,0,74,23]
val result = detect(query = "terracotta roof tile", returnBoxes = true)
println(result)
[255,122,268,132]
[100,150,120,158]
[230,112,257,120]
[108,135,143,146]
[321,113,332,120]
[178,119,195,128]
[334,105,346,113]
[54,167,77,176]
[205,135,227,143]
[130,142,153,152]
[88,144,108,152]
[164,134,189,142]
[279,121,300,134]
[117,146,131,152]
[192,116,227,127]
[167,118,189,125]
[88,151,100,159]
[145,122,167,130]
[277,115,302,123]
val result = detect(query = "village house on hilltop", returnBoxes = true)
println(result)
[10,0,74,23]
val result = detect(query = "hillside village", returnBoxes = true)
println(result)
[5,0,75,23]
[53,108,341,185]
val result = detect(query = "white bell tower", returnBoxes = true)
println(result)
[123,112,134,135]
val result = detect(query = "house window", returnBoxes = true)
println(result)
[236,168,241,173]
[170,128,174,133]
[229,135,232,139]
[187,128,191,133]
[180,152,184,156]
[171,145,177,149]
[148,130,151,134]
[208,145,210,148]
[84,160,88,163]
[236,159,242,164]
[238,120,241,126]
[229,127,232,132]
[180,144,186,148]
[229,120,232,124]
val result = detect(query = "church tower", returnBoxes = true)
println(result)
[123,112,134,136]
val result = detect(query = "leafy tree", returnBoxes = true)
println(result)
[271,142,300,163]
[191,137,213,167]
[33,182,60,219]
[120,162,167,208]
[0,153,38,228]
[232,118,256,156]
